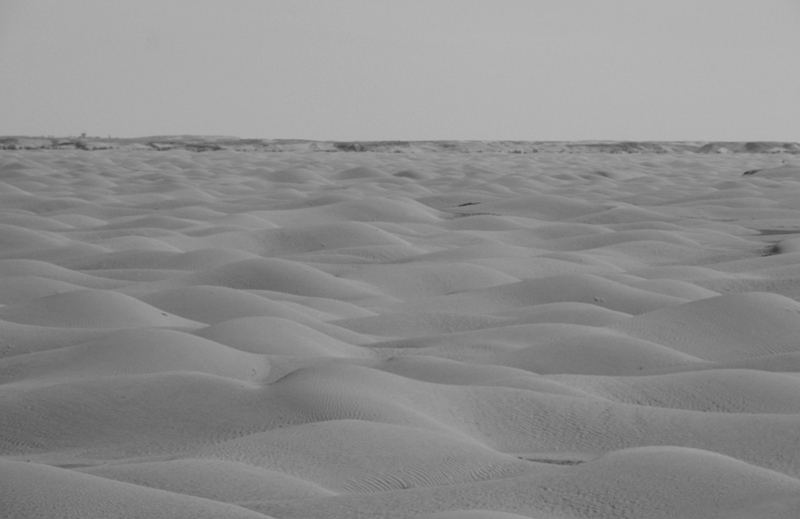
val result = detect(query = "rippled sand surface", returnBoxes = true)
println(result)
[2,149,800,518]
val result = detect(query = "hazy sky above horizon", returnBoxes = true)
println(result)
[2,0,799,141]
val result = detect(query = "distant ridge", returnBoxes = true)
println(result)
[1,136,798,154]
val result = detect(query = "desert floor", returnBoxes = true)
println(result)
[2,149,800,519]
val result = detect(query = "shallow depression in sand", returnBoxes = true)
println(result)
[2,149,800,519]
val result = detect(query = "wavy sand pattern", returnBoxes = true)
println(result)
[2,149,800,518]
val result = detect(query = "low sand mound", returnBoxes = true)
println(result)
[79,459,335,502]
[702,250,800,275]
[177,258,386,300]
[388,274,686,315]
[0,320,114,358]
[199,420,532,493]
[0,276,87,304]
[772,235,800,254]
[333,312,514,337]
[0,460,274,519]
[160,247,266,270]
[61,249,184,270]
[198,213,278,230]
[250,447,800,519]
[0,328,268,385]
[416,511,535,519]
[535,447,800,519]
[0,258,126,289]
[497,302,631,326]
[264,197,444,225]
[3,243,115,266]
[63,247,260,271]
[743,165,800,178]
[452,194,606,220]
[496,331,705,375]
[0,213,75,231]
[0,223,68,251]
[77,268,190,282]
[368,323,608,356]
[244,290,377,320]
[93,215,202,231]
[416,248,627,279]
[266,166,332,184]
[0,289,203,329]
[441,214,535,232]
[266,363,800,475]
[0,373,274,456]
[238,221,413,256]
[580,239,731,266]
[393,168,436,180]
[195,316,369,357]
[0,195,97,215]
[613,291,800,361]
[545,228,705,252]
[49,212,110,228]
[339,262,519,299]
[93,234,185,253]
[523,222,611,240]
[548,369,800,413]
[699,351,800,373]
[332,165,393,180]
[266,364,463,434]
[8,361,797,477]
[136,285,334,324]
[625,278,720,300]
[566,205,680,225]
[374,356,600,398]
[626,264,737,281]
[449,389,800,477]
[282,243,430,264]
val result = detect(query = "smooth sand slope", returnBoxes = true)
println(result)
[2,149,800,518]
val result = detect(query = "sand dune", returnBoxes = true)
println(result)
[386,274,687,315]
[134,284,338,324]
[547,369,800,413]
[194,316,370,356]
[0,258,127,289]
[0,459,274,519]
[2,149,800,517]
[173,257,390,300]
[0,328,269,386]
[338,262,519,299]
[248,447,800,519]
[0,289,203,329]
[197,420,534,493]
[79,458,336,501]
[613,291,800,361]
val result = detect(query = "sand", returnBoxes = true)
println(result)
[1,147,800,518]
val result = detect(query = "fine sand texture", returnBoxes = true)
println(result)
[2,148,800,518]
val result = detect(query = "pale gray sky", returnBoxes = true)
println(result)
[1,0,799,141]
